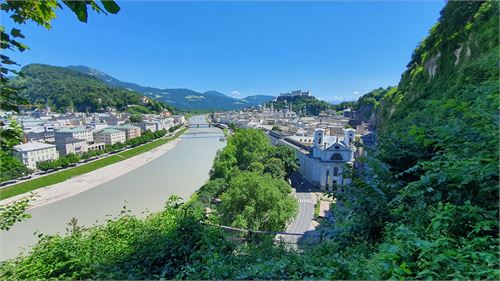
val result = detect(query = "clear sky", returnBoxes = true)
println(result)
[4,1,445,101]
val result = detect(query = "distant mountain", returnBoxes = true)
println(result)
[11,64,171,114]
[67,65,275,111]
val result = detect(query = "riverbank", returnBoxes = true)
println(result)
[0,128,187,205]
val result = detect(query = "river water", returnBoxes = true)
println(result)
[0,116,225,260]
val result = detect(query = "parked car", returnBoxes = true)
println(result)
[1,180,18,186]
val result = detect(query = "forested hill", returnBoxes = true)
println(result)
[10,64,173,114]
[67,65,275,111]
[266,95,335,116]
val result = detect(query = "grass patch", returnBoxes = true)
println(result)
[314,197,321,218]
[0,128,187,201]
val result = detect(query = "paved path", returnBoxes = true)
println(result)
[279,172,317,244]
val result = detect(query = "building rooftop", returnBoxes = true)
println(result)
[110,124,140,129]
[14,142,56,152]
[56,127,91,133]
[61,137,86,144]
[96,128,123,134]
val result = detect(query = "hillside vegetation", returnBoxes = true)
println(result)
[267,95,335,116]
[68,65,275,111]
[10,64,173,113]
[1,1,498,280]
[354,86,396,123]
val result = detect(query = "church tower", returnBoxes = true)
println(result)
[313,128,325,158]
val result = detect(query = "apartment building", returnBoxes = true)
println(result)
[94,128,126,145]
[13,142,59,170]
[109,124,141,140]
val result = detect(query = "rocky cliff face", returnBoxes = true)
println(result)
[376,1,498,136]
[353,86,396,126]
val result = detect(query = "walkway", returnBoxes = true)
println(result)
[279,172,318,244]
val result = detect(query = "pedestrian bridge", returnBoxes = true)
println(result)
[187,123,212,128]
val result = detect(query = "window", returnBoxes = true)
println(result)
[333,167,339,176]
[331,153,343,161]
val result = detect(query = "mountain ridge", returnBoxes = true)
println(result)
[67,65,274,111]
[11,64,172,114]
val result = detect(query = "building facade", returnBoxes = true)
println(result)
[56,138,88,155]
[54,127,94,156]
[138,122,157,132]
[54,127,94,143]
[109,124,141,140]
[94,128,126,145]
[13,142,59,170]
[281,128,356,191]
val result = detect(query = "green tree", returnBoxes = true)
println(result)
[267,145,299,178]
[247,162,265,173]
[218,172,297,231]
[263,158,286,179]
[0,119,23,151]
[210,143,238,179]
[0,150,31,181]
[37,160,57,171]
[0,193,36,231]
[228,128,270,171]
[129,114,143,123]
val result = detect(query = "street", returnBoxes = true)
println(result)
[279,172,317,244]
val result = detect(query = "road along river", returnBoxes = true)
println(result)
[0,116,225,260]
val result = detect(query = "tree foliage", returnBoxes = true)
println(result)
[267,95,335,116]
[218,171,297,231]
[0,120,31,182]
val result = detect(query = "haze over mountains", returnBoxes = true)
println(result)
[67,65,274,111]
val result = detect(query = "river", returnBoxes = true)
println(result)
[0,115,225,260]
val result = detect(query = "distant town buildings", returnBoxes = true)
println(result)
[212,92,373,191]
[1,107,186,171]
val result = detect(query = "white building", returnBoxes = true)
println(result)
[94,128,126,145]
[173,115,186,125]
[138,122,157,132]
[54,127,94,142]
[57,138,88,155]
[281,128,356,191]
[109,124,141,140]
[153,118,175,131]
[54,127,94,155]
[13,142,59,170]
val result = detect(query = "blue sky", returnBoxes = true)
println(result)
[4,1,445,101]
